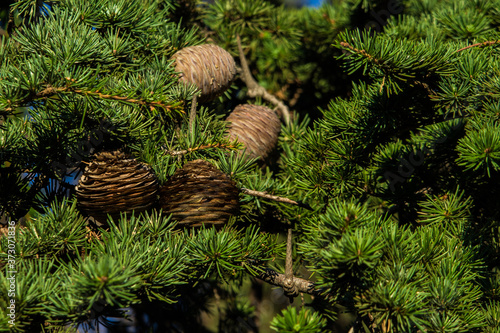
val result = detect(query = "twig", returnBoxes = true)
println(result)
[9,84,183,113]
[411,79,436,96]
[456,40,500,52]
[340,41,380,65]
[289,87,303,108]
[379,76,385,93]
[189,94,197,133]
[240,187,312,210]
[256,268,319,296]
[283,226,297,302]
[341,41,438,96]
[162,142,239,156]
[236,34,291,125]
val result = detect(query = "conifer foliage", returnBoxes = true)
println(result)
[2,0,500,332]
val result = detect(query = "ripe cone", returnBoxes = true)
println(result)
[159,159,239,227]
[76,150,159,223]
[226,104,282,160]
[172,44,237,103]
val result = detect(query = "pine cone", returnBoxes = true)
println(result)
[172,44,237,103]
[76,150,159,223]
[159,159,239,227]
[226,104,281,160]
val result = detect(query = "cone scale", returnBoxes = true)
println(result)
[173,44,237,103]
[226,104,282,160]
[159,159,239,227]
[76,150,159,223]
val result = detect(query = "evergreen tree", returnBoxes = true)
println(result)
[1,0,500,332]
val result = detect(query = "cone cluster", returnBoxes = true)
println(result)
[76,150,159,223]
[75,45,281,228]
[159,159,239,227]
[226,104,282,160]
[173,44,237,103]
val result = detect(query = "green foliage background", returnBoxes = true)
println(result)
[1,0,500,332]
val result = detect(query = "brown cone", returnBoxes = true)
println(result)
[76,150,159,223]
[159,159,239,227]
[172,44,237,103]
[226,104,282,160]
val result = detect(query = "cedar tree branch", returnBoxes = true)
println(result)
[162,142,239,156]
[4,84,183,113]
[236,34,291,125]
[256,268,319,296]
[240,187,312,210]
[283,226,297,301]
[456,40,500,52]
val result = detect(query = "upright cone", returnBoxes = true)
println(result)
[173,44,237,103]
[226,104,282,160]
[76,150,159,223]
[159,159,239,227]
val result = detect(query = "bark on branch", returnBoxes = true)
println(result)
[5,84,183,113]
[256,268,320,296]
[456,40,500,52]
[283,226,297,301]
[236,34,291,125]
[240,187,312,210]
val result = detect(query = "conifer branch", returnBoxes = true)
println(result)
[289,86,303,108]
[240,187,312,210]
[341,41,437,95]
[456,40,500,52]
[340,41,381,65]
[283,226,297,301]
[162,142,239,156]
[15,85,183,112]
[236,34,291,125]
[256,268,319,296]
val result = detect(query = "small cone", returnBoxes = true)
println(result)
[159,159,239,227]
[173,44,237,103]
[76,150,159,223]
[226,104,281,160]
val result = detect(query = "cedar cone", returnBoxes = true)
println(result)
[172,44,237,103]
[159,159,239,227]
[76,150,159,223]
[226,104,282,160]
